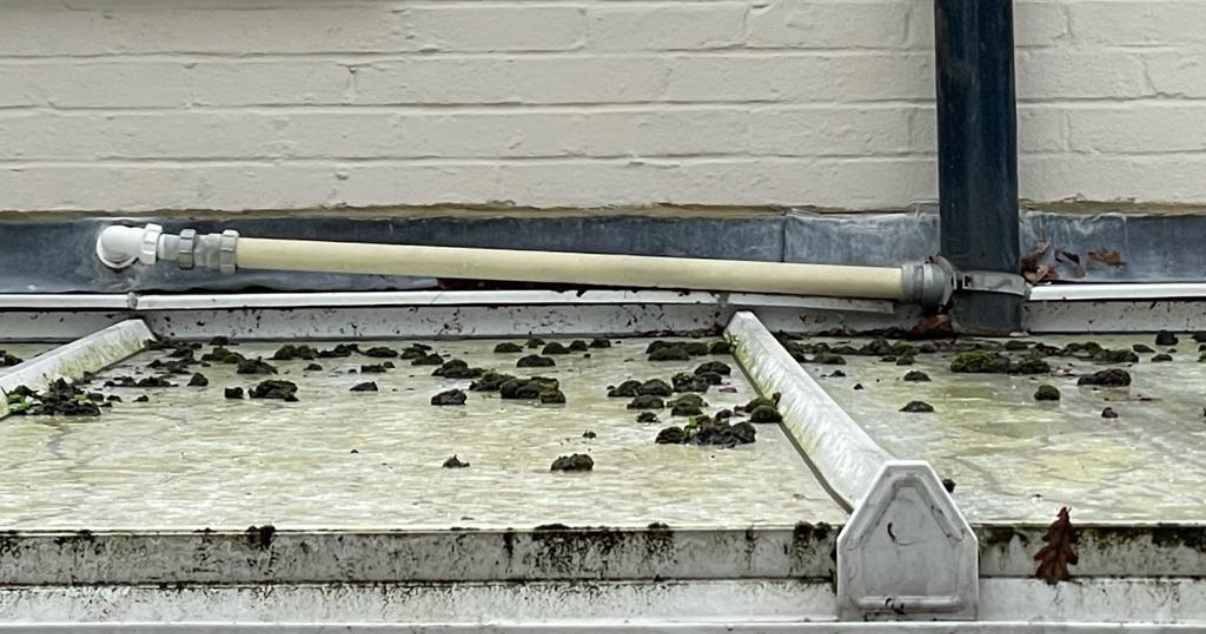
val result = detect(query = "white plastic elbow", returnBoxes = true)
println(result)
[96,223,163,269]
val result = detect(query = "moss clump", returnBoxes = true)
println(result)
[649,345,690,361]
[900,400,934,413]
[694,361,731,376]
[655,427,686,444]
[550,454,593,472]
[317,344,359,359]
[607,380,642,398]
[431,389,467,406]
[304,363,323,372]
[517,355,556,368]
[202,346,246,364]
[0,350,24,367]
[541,342,571,355]
[5,380,100,417]
[637,412,660,424]
[638,379,673,396]
[903,370,930,382]
[568,340,589,352]
[360,364,387,374]
[670,403,703,417]
[627,395,665,410]
[709,341,733,354]
[470,371,516,392]
[749,405,782,423]
[187,373,209,387]
[1034,385,1060,401]
[857,339,893,356]
[236,358,277,375]
[743,396,777,412]
[1095,349,1138,364]
[1009,356,1051,375]
[1156,331,1180,346]
[433,359,484,379]
[895,355,915,366]
[683,341,710,357]
[224,387,244,400]
[350,381,378,392]
[812,352,846,365]
[411,353,445,366]
[695,371,723,385]
[362,346,398,359]
[1102,407,1119,419]
[950,350,1011,373]
[1133,343,1156,354]
[443,455,470,469]
[663,418,756,447]
[540,389,567,404]
[1077,368,1132,387]
[1005,340,1032,351]
[670,393,707,408]
[525,338,546,349]
[589,337,613,349]
[250,380,298,401]
[271,344,319,361]
[671,373,710,393]
[494,342,524,354]
[1152,353,1174,363]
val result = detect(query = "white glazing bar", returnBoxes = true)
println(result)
[0,294,131,310]
[0,319,155,413]
[724,311,894,510]
[1029,283,1206,302]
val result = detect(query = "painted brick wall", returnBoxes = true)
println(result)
[0,0,1200,212]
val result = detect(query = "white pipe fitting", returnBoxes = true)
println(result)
[96,223,163,269]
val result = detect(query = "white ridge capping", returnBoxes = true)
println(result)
[724,310,892,509]
[724,312,977,621]
[0,319,155,416]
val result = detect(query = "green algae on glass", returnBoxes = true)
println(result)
[803,334,1206,523]
[0,338,841,531]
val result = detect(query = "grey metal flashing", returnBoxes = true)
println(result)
[4,209,1206,294]
[0,214,784,294]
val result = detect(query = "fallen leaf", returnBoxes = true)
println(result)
[911,314,953,336]
[1020,238,1052,273]
[1088,249,1125,267]
[1024,264,1059,284]
[1055,249,1086,279]
[1034,506,1078,585]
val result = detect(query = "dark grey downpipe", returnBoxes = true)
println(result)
[935,0,1023,334]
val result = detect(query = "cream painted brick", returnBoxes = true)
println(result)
[0,63,189,108]
[748,0,907,49]
[0,115,110,160]
[190,62,353,106]
[338,158,937,208]
[1145,53,1206,98]
[909,1,1069,48]
[1021,155,1206,203]
[355,58,669,105]
[587,3,746,51]
[1068,106,1206,154]
[0,7,408,56]
[1017,51,1152,100]
[909,106,1067,154]
[665,53,933,102]
[748,107,917,155]
[1069,2,1206,47]
[402,6,584,52]
[0,165,336,212]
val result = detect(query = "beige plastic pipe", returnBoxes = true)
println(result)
[236,238,907,300]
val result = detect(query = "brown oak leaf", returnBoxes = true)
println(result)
[1020,238,1051,274]
[1034,506,1078,585]
[1088,248,1125,267]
